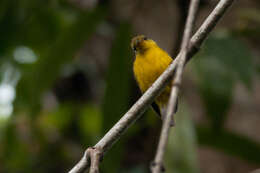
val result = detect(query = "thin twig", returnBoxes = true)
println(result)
[89,147,103,173]
[68,0,235,172]
[151,0,200,172]
[187,0,236,62]
[69,149,91,173]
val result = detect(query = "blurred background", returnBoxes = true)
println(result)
[0,0,260,172]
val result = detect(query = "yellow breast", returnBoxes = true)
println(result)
[133,46,172,106]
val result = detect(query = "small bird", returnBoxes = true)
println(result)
[131,35,177,122]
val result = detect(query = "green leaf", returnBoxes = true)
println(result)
[202,33,254,89]
[193,32,254,129]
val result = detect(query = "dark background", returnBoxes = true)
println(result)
[0,0,260,172]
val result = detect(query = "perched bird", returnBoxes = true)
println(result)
[131,35,177,122]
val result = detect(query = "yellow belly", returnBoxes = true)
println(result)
[133,48,173,108]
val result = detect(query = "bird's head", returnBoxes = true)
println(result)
[131,35,156,54]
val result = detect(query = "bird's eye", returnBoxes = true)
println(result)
[143,37,148,40]
[133,46,137,51]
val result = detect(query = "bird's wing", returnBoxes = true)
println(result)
[151,97,178,118]
[151,101,161,117]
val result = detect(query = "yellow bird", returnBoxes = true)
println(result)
[131,35,177,121]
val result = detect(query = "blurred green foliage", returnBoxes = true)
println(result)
[101,22,132,172]
[197,126,260,164]
[15,6,107,115]
[193,32,254,129]
[166,103,199,173]
[0,0,259,173]
[102,22,132,132]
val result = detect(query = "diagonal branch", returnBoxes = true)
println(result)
[68,0,236,172]
[151,0,200,172]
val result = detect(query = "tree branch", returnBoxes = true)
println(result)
[187,0,236,62]
[69,149,90,173]
[151,0,200,172]
[68,0,235,172]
